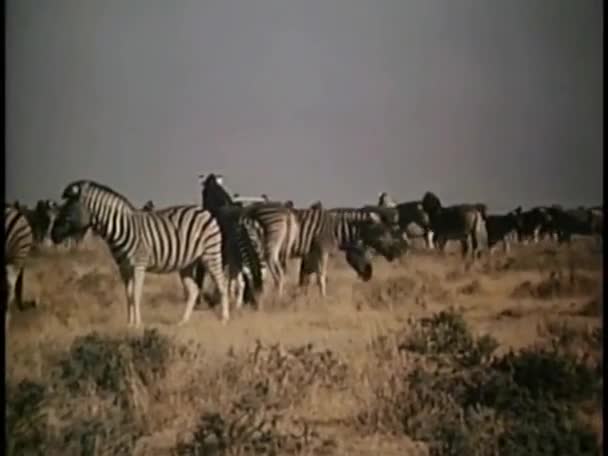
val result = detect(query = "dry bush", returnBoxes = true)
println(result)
[8,329,172,455]
[7,331,346,456]
[356,309,602,456]
[175,341,347,455]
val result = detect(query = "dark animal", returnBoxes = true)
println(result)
[518,207,555,243]
[485,207,523,253]
[546,206,603,243]
[51,180,230,325]
[200,173,265,307]
[421,192,488,259]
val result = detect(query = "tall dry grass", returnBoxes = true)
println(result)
[6,235,603,455]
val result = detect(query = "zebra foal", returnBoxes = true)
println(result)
[51,180,231,326]
[5,205,34,331]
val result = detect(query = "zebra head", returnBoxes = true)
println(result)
[51,181,92,244]
[200,173,233,214]
[357,211,407,262]
[31,199,59,246]
[345,245,373,281]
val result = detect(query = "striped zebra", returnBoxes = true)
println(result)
[50,180,233,326]
[5,205,34,331]
[288,206,404,296]
[200,174,279,303]
[241,203,298,297]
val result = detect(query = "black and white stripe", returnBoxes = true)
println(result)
[291,206,403,296]
[51,180,230,326]
[200,174,266,308]
[239,203,298,297]
[5,205,34,330]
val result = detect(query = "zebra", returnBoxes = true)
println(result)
[50,180,233,326]
[241,202,299,298]
[199,173,265,309]
[5,205,34,331]
[291,206,405,296]
[26,200,87,251]
[202,175,297,299]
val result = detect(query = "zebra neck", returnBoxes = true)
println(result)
[91,207,135,249]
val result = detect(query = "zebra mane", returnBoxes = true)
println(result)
[68,180,136,211]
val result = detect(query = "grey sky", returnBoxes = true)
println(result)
[6,0,603,211]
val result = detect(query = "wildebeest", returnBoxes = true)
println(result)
[421,192,488,259]
[517,206,555,244]
[546,206,603,243]
[485,207,524,254]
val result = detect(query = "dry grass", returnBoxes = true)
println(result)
[6,236,604,455]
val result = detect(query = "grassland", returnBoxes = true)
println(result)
[6,235,603,455]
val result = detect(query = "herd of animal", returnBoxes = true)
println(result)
[4,174,603,332]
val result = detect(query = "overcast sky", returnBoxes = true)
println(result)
[6,0,603,211]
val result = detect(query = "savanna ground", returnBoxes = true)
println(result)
[7,235,604,455]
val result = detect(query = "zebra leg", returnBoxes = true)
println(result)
[193,262,207,306]
[234,272,245,310]
[316,251,330,297]
[14,267,26,310]
[460,238,469,259]
[120,266,135,326]
[202,259,230,323]
[5,266,18,331]
[132,266,146,327]
[178,267,200,326]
